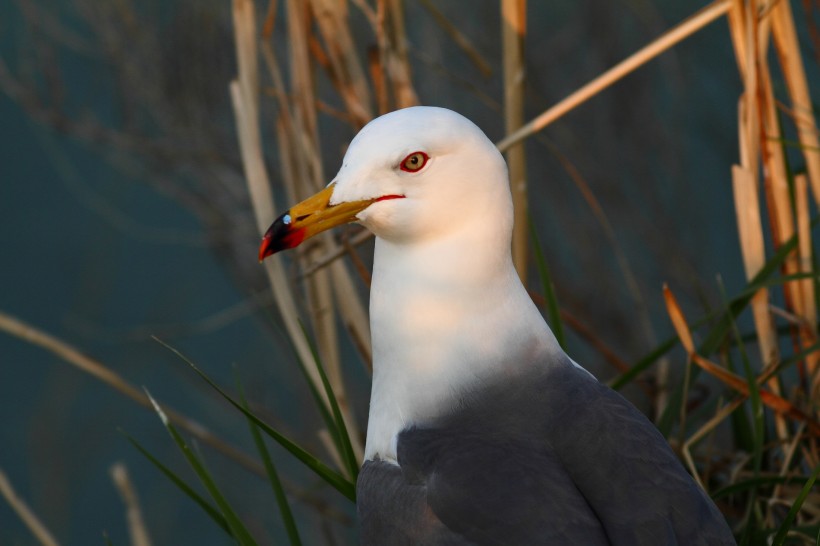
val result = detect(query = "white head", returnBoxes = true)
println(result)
[258,107,559,462]
[329,106,513,246]
[257,106,514,258]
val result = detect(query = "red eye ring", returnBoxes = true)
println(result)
[400,151,429,173]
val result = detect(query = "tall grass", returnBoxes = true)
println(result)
[0,0,819,544]
[223,0,820,542]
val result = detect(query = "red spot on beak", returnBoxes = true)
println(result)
[257,194,404,263]
[374,194,405,203]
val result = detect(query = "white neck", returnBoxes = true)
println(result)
[363,225,561,462]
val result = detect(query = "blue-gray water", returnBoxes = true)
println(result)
[1,1,815,544]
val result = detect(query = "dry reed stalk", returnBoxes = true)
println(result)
[353,0,418,110]
[541,128,663,408]
[275,116,301,207]
[726,0,748,78]
[731,20,777,369]
[306,264,343,376]
[262,0,278,39]
[309,259,367,463]
[759,29,802,326]
[350,1,381,58]
[386,0,407,74]
[318,429,347,475]
[284,0,343,389]
[765,0,820,393]
[287,5,326,189]
[286,0,319,145]
[301,229,374,277]
[795,174,820,380]
[110,462,152,546]
[310,0,373,125]
[663,286,820,436]
[501,0,528,280]
[771,0,820,207]
[260,43,291,119]
[353,0,389,113]
[773,422,808,503]
[0,469,60,546]
[231,0,315,373]
[772,0,820,385]
[330,260,372,370]
[276,0,368,463]
[731,163,778,366]
[368,46,389,114]
[295,141,367,463]
[316,242,371,421]
[557,312,632,377]
[757,12,814,386]
[418,0,492,78]
[495,0,732,152]
[316,203,369,462]
[305,249,368,461]
[0,310,266,477]
[232,0,363,462]
[385,0,418,108]
[736,0,820,432]
[264,30,372,378]
[728,1,792,447]
[683,397,746,488]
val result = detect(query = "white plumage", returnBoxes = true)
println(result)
[259,106,735,545]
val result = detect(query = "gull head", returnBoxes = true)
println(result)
[258,106,512,259]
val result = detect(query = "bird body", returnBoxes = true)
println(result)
[359,358,732,545]
[258,107,736,545]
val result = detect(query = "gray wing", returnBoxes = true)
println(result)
[357,442,607,545]
[358,356,736,545]
[541,362,736,545]
[358,459,471,546]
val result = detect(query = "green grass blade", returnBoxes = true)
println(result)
[771,463,820,546]
[122,431,231,536]
[145,390,258,546]
[298,321,359,481]
[272,322,355,481]
[748,525,820,545]
[712,474,817,499]
[276,330,344,459]
[236,374,302,546]
[654,234,802,435]
[613,281,781,392]
[256,302,357,478]
[769,340,820,377]
[701,226,801,355]
[725,354,755,454]
[720,279,763,546]
[529,219,566,349]
[153,338,356,501]
[721,280,764,458]
[609,336,677,390]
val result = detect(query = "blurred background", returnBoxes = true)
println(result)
[1,0,818,544]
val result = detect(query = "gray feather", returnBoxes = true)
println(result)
[357,355,735,545]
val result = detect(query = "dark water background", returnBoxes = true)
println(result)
[1,1,816,544]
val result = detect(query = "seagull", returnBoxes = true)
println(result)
[258,106,735,545]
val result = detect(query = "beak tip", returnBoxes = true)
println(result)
[258,232,277,262]
[257,183,370,263]
[258,240,270,263]
[257,211,307,262]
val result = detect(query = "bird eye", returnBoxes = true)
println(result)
[400,152,429,173]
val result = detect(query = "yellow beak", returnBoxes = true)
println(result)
[258,184,404,261]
